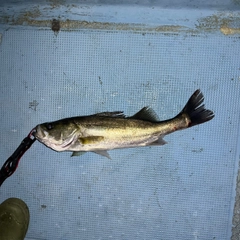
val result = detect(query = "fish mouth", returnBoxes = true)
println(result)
[34,125,47,140]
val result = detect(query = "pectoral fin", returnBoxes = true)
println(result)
[78,136,104,145]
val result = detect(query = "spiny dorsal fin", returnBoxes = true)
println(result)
[93,111,126,118]
[130,107,160,122]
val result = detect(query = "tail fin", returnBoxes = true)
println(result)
[180,89,214,127]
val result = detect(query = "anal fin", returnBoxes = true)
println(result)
[148,137,167,146]
[93,150,112,160]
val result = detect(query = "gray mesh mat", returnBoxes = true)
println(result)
[0,27,239,239]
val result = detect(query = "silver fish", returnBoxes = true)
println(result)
[34,89,214,159]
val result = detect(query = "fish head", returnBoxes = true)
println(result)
[34,119,79,151]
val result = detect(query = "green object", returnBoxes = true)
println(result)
[0,198,29,240]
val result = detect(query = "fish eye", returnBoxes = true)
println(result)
[46,123,53,130]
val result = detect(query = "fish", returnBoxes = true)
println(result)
[34,89,214,159]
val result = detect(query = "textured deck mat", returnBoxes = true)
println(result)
[0,29,239,240]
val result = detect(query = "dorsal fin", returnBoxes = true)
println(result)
[130,107,160,122]
[93,111,126,118]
